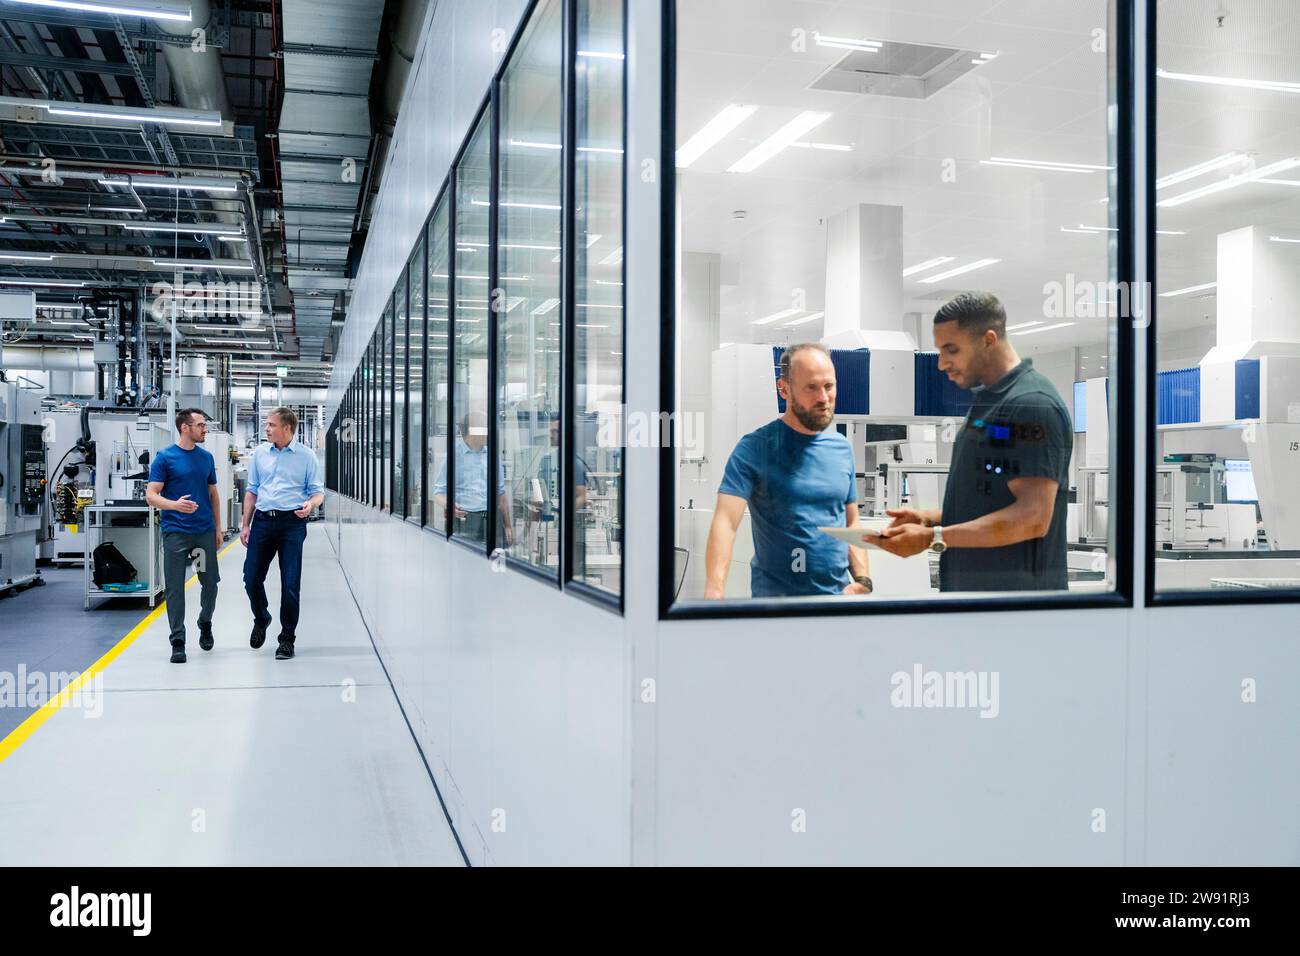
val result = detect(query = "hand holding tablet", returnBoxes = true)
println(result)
[819,519,892,549]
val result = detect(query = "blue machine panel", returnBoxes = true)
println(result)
[913,351,973,418]
[772,346,870,414]
[1156,366,1200,425]
[1073,381,1087,433]
[1235,358,1260,420]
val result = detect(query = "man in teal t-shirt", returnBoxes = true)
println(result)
[146,408,223,662]
[704,344,872,599]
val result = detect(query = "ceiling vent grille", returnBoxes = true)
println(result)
[808,39,990,99]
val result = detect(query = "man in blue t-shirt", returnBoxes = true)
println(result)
[704,344,872,599]
[146,408,222,663]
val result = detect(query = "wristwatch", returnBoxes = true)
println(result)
[854,575,874,593]
[928,526,947,554]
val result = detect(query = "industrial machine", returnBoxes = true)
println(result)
[0,380,46,596]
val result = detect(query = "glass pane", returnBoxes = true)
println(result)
[496,0,564,573]
[408,238,426,523]
[672,0,1115,604]
[1153,1,1299,593]
[427,194,452,532]
[381,305,392,512]
[573,0,624,596]
[367,342,377,506]
[450,112,493,545]
[394,271,409,519]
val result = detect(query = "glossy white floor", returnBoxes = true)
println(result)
[0,529,465,866]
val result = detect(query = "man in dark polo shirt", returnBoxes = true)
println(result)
[869,292,1072,591]
[146,408,223,662]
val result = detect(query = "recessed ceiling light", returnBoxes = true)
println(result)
[727,111,832,173]
[1156,152,1248,189]
[917,258,1000,284]
[902,256,955,277]
[1156,67,1300,95]
[1017,322,1076,336]
[1159,282,1217,297]
[676,104,758,169]
[1157,157,1300,207]
[981,156,1111,173]
[813,33,882,53]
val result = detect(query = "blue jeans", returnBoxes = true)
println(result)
[242,511,307,640]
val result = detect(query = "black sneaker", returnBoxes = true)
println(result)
[250,621,268,649]
[170,643,187,664]
[198,622,214,651]
[275,641,295,660]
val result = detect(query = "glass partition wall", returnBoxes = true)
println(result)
[448,111,495,547]
[571,0,625,597]
[496,0,565,575]
[328,0,626,609]
[1151,0,1300,601]
[667,0,1125,611]
[427,193,452,533]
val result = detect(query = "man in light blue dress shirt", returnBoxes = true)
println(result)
[238,406,324,660]
[432,410,513,546]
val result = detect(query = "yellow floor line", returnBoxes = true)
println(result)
[0,538,243,766]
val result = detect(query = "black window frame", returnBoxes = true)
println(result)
[657,0,1138,620]
[425,174,453,539]
[563,0,627,613]
[1142,0,1298,609]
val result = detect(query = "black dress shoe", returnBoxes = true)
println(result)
[275,641,295,660]
[170,643,187,664]
[250,621,268,649]
[199,622,214,651]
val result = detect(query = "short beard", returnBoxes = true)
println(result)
[790,397,834,431]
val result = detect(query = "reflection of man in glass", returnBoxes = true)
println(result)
[704,343,872,599]
[529,415,593,518]
[870,292,1071,591]
[433,410,513,545]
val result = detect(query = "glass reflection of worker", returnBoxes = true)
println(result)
[531,416,593,517]
[869,292,1071,591]
[704,343,871,599]
[433,410,513,545]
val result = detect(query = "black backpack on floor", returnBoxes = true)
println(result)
[92,542,138,587]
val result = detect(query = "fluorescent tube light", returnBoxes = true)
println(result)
[1005,321,1043,332]
[814,33,882,52]
[1158,282,1217,297]
[1157,157,1300,207]
[151,258,254,271]
[1064,223,1186,236]
[577,50,624,60]
[1156,152,1247,189]
[1016,322,1076,336]
[728,111,832,173]
[599,247,623,266]
[0,278,85,287]
[782,311,825,327]
[917,258,1001,284]
[0,252,55,260]
[902,256,955,277]
[99,175,239,193]
[47,102,218,129]
[753,307,802,326]
[470,200,561,211]
[790,142,853,152]
[531,298,561,316]
[1269,235,1300,243]
[981,157,1111,173]
[1156,68,1300,94]
[122,222,243,236]
[676,104,758,169]
[6,0,191,22]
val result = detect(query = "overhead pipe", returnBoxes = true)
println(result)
[0,345,98,372]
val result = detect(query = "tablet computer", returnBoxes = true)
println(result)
[819,520,891,547]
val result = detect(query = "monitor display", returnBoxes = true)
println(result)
[1224,459,1258,504]
[1072,381,1087,434]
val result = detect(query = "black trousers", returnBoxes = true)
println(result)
[242,510,308,641]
